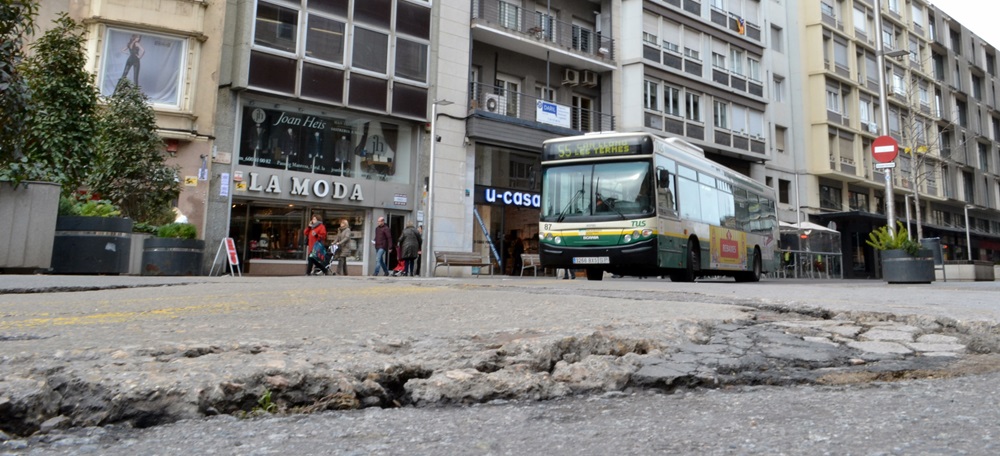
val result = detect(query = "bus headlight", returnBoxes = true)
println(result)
[641,229,652,237]
[554,236,562,244]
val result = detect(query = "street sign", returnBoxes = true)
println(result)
[875,162,896,169]
[872,135,899,163]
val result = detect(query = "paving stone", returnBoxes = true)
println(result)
[859,328,915,342]
[827,325,863,337]
[803,336,839,347]
[905,342,965,353]
[916,334,961,344]
[847,340,913,354]
[921,352,961,357]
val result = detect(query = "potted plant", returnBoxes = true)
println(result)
[50,195,133,275]
[1,8,99,273]
[866,222,934,284]
[141,222,205,276]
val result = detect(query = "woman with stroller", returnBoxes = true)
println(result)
[304,214,329,275]
[332,219,353,275]
[398,221,422,277]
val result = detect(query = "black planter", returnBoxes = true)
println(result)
[880,249,935,284]
[50,216,133,275]
[141,238,205,276]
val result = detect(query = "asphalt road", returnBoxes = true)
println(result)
[2,275,1000,454]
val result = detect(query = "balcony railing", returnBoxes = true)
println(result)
[472,0,615,62]
[470,82,615,132]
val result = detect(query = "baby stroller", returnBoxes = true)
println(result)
[310,242,337,275]
[390,243,407,276]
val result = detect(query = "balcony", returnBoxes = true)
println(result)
[469,82,615,133]
[471,0,615,72]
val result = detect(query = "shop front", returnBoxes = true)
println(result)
[473,185,541,275]
[227,100,421,276]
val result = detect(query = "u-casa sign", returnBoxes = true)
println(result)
[243,172,364,201]
[481,186,540,208]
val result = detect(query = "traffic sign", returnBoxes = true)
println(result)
[875,162,896,169]
[872,135,899,163]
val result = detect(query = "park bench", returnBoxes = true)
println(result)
[520,253,541,276]
[434,251,493,277]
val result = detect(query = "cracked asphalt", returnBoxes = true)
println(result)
[1,275,999,454]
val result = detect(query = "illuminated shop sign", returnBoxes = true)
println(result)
[479,186,540,208]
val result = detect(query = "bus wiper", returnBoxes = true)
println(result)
[595,190,627,220]
[556,189,584,222]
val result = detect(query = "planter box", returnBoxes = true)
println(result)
[0,181,60,272]
[141,238,205,276]
[128,233,154,275]
[880,249,935,284]
[50,216,133,275]
[939,261,996,282]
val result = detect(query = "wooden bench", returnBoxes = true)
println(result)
[434,251,493,277]
[520,253,541,276]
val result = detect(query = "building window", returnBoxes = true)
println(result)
[665,85,680,116]
[644,80,659,111]
[778,179,791,204]
[826,86,840,113]
[771,25,783,53]
[572,95,595,132]
[853,7,867,34]
[747,56,761,82]
[712,52,726,69]
[255,2,299,53]
[848,190,869,211]
[686,92,702,121]
[306,15,346,64]
[394,38,427,82]
[773,76,784,102]
[891,72,905,95]
[730,48,744,75]
[713,100,728,129]
[353,27,388,74]
[820,184,842,210]
[775,126,787,153]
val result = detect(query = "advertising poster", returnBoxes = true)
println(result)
[100,28,185,107]
[710,226,746,270]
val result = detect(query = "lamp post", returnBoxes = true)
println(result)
[873,0,908,237]
[964,204,974,262]
[425,99,452,277]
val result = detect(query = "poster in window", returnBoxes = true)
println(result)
[100,28,185,107]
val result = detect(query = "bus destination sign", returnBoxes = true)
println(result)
[542,136,649,161]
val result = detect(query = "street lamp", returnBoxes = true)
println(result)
[873,0,908,237]
[964,204,974,262]
[425,99,453,277]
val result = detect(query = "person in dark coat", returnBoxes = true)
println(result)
[399,222,422,277]
[373,216,393,276]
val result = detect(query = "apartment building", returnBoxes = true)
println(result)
[797,0,1000,278]
[34,0,225,240]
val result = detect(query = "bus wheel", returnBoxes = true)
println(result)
[586,268,604,281]
[677,240,700,282]
[736,249,762,282]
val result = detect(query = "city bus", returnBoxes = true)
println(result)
[538,132,778,281]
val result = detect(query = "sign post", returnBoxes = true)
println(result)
[872,135,898,236]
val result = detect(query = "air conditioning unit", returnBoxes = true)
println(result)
[562,68,579,86]
[581,70,598,87]
[484,94,506,114]
[867,122,878,133]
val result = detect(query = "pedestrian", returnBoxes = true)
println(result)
[563,268,576,280]
[303,214,327,275]
[372,216,393,276]
[414,225,423,276]
[332,219,353,275]
[399,221,422,277]
[510,235,524,275]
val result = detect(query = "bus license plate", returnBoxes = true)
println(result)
[573,257,610,264]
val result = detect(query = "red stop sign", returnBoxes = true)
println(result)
[872,135,899,163]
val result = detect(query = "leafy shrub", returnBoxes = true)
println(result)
[866,222,920,256]
[157,222,197,239]
[57,194,120,217]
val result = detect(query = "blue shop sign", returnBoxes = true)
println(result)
[477,186,540,208]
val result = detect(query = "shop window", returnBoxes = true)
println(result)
[231,203,367,265]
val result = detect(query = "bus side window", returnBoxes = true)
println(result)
[656,167,676,215]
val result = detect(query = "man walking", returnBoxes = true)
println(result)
[373,216,393,276]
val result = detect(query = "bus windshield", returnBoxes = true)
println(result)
[541,161,654,222]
